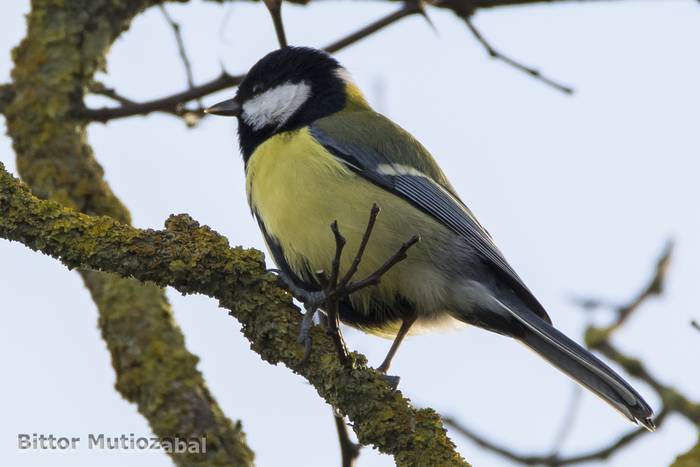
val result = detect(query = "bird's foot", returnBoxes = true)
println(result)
[297,304,318,365]
[274,205,420,370]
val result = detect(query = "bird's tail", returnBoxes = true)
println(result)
[509,304,655,430]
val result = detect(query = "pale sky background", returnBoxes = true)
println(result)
[1,1,699,466]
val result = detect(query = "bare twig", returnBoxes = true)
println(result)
[338,204,380,288]
[345,234,420,295]
[76,2,425,123]
[459,14,574,94]
[329,220,347,291]
[443,241,696,465]
[324,1,425,53]
[159,6,198,98]
[264,0,288,48]
[444,410,669,466]
[692,320,700,333]
[608,240,673,330]
[281,204,419,367]
[324,221,351,366]
[321,207,418,365]
[549,385,582,456]
[334,412,362,467]
[76,72,242,122]
[88,82,136,106]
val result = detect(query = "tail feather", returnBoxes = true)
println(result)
[497,299,655,430]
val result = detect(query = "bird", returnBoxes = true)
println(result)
[205,46,655,431]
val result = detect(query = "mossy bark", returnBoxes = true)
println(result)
[0,163,469,466]
[3,1,254,465]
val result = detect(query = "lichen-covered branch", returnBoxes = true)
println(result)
[3,1,253,465]
[0,163,469,467]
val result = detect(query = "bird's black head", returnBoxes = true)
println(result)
[206,47,349,161]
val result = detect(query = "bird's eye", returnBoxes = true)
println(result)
[252,84,263,94]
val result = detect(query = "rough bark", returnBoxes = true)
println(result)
[3,1,253,465]
[0,163,468,467]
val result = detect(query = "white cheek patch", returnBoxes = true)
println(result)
[242,81,312,131]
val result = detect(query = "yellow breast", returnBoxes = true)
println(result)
[246,127,453,322]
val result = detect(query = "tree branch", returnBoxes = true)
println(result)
[73,0,677,123]
[77,71,242,122]
[158,4,205,125]
[76,1,426,123]
[459,14,573,94]
[0,162,469,467]
[443,241,698,466]
[444,410,669,466]
[5,1,254,465]
[264,0,288,48]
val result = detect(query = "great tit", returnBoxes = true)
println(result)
[206,46,654,430]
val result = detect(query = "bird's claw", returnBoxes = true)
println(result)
[297,305,318,365]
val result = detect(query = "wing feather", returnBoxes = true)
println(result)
[310,112,552,323]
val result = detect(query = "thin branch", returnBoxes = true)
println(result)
[264,0,288,48]
[0,162,468,466]
[88,82,136,106]
[584,240,673,341]
[345,234,420,295]
[76,1,424,123]
[461,15,574,94]
[287,204,416,366]
[549,385,582,456]
[158,4,204,125]
[692,320,700,333]
[338,204,380,289]
[334,413,362,467]
[444,410,669,466]
[306,205,417,366]
[76,72,242,122]
[443,240,697,466]
[323,1,425,53]
[609,239,673,330]
[159,5,198,98]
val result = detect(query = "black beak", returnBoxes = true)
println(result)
[205,97,241,117]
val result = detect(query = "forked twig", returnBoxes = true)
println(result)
[283,204,419,367]
[159,6,197,96]
[337,204,380,288]
[77,1,430,122]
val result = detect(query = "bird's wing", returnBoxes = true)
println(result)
[310,111,552,324]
